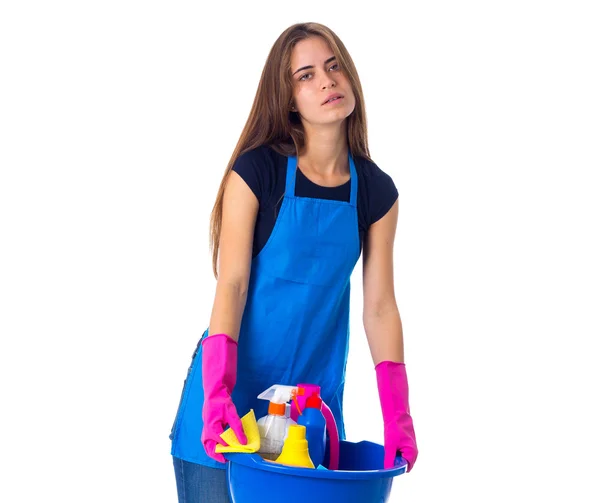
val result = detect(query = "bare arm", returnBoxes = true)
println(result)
[208,170,259,342]
[362,199,404,365]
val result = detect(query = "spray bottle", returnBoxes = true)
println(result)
[256,385,301,460]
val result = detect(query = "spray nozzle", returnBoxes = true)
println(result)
[258,384,302,416]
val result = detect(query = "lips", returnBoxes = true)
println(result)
[322,93,344,105]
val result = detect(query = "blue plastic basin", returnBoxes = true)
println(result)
[225,440,407,503]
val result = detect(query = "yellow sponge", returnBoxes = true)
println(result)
[215,409,261,453]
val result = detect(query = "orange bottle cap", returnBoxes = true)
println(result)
[268,401,286,416]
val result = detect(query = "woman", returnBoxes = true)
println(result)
[169,22,418,502]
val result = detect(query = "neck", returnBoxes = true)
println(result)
[298,121,349,177]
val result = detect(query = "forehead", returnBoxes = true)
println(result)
[290,37,334,67]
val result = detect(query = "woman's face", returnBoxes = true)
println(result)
[289,36,356,126]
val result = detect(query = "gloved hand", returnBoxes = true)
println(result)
[375,360,418,472]
[201,333,247,463]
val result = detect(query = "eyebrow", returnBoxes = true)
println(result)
[292,56,337,76]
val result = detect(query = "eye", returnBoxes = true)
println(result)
[298,63,339,82]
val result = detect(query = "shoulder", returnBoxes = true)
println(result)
[233,144,279,168]
[355,156,396,185]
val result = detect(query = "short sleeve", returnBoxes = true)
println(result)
[231,148,267,202]
[367,165,399,226]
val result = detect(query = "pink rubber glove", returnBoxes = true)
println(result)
[376,360,418,472]
[200,333,247,463]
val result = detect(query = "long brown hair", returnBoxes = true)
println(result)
[209,22,372,279]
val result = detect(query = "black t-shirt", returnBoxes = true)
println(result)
[232,145,399,258]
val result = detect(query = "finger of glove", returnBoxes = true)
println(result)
[202,421,228,446]
[214,421,230,446]
[384,445,397,469]
[402,446,418,472]
[225,406,247,445]
[203,439,226,464]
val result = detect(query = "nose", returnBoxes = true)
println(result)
[321,73,336,89]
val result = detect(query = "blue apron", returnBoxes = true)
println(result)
[170,152,361,468]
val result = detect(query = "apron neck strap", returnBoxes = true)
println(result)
[285,155,298,198]
[348,155,358,207]
[286,153,358,207]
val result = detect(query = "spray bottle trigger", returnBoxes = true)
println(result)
[292,394,302,416]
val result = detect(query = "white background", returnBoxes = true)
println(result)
[1,1,599,502]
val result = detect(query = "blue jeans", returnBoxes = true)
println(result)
[172,456,229,503]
